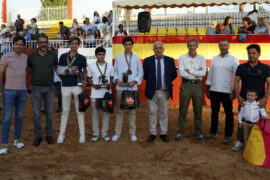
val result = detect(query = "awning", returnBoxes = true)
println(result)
[112,0,270,9]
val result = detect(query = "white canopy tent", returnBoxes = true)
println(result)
[112,0,270,9]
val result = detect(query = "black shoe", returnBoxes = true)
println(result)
[160,135,168,143]
[195,134,206,143]
[175,133,184,141]
[223,136,231,145]
[206,132,217,140]
[33,137,42,147]
[46,136,54,144]
[147,135,156,142]
[56,107,62,112]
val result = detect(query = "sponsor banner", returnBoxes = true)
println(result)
[58,48,113,65]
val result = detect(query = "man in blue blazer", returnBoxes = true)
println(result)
[143,41,177,142]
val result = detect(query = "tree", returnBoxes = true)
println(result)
[37,0,68,21]
[40,0,68,8]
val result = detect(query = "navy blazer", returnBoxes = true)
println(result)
[143,55,177,100]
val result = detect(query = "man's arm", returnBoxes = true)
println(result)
[259,77,270,108]
[0,65,6,89]
[234,75,244,107]
[189,57,206,78]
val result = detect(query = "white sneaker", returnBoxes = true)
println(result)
[112,135,119,141]
[102,136,110,142]
[131,135,137,142]
[57,135,65,144]
[91,135,99,142]
[232,140,244,152]
[0,144,8,155]
[13,139,24,149]
[79,136,85,143]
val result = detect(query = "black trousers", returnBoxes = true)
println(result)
[209,91,234,137]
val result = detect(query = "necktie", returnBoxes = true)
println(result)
[156,58,162,89]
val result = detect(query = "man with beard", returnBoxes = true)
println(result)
[27,33,58,146]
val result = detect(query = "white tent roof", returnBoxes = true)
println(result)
[112,0,270,9]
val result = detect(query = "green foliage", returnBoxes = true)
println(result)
[40,0,68,8]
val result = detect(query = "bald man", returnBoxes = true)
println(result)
[143,41,177,143]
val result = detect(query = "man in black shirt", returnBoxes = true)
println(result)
[232,44,270,151]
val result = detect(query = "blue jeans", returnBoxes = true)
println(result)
[31,86,54,138]
[1,89,27,144]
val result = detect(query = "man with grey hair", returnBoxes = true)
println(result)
[143,41,177,143]
[175,38,206,142]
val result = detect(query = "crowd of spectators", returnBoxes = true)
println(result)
[206,10,270,35]
[59,10,114,47]
[0,14,41,55]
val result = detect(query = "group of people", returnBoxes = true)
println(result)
[0,33,269,156]
[206,14,270,35]
[0,15,40,55]
[59,11,113,47]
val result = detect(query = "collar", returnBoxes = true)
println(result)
[246,100,258,105]
[219,53,230,58]
[187,53,197,58]
[155,56,164,60]
[247,60,260,68]
[68,51,78,58]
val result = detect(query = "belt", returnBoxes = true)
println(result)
[182,79,201,84]
[243,120,256,124]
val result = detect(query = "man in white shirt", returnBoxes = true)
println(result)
[205,39,239,145]
[112,37,143,142]
[175,38,206,142]
[83,18,95,35]
[87,47,114,142]
[238,89,267,145]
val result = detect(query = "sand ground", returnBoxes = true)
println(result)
[0,96,270,180]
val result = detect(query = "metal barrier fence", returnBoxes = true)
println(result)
[0,38,112,55]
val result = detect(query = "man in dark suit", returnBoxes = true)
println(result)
[143,41,177,142]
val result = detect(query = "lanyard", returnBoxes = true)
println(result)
[96,61,107,77]
[124,53,132,71]
[67,53,77,68]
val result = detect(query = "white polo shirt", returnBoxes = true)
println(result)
[206,53,239,94]
[87,62,114,98]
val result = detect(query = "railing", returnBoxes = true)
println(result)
[0,38,112,55]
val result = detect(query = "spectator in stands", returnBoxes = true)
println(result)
[14,14,24,34]
[0,24,8,35]
[77,28,85,42]
[30,18,37,31]
[107,10,113,26]
[59,21,70,40]
[101,28,111,47]
[1,24,6,31]
[71,18,79,34]
[238,17,255,34]
[23,28,31,41]
[254,18,270,34]
[94,29,101,46]
[6,32,11,40]
[83,18,95,37]
[93,11,101,24]
[115,24,128,36]
[223,16,235,34]
[31,28,40,41]
[206,21,217,35]
[247,9,258,26]
[85,29,94,47]
[27,25,34,35]
[9,25,16,35]
[98,17,109,36]
[216,24,224,34]
[0,33,10,55]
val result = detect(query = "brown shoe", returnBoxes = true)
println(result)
[46,136,54,144]
[33,137,42,147]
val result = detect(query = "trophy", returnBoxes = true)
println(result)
[98,75,109,88]
[76,71,84,86]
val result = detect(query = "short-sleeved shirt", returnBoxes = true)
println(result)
[235,61,270,99]
[87,62,114,98]
[27,50,58,86]
[0,52,27,90]
[58,53,87,87]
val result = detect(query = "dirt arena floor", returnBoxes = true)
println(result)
[0,96,270,180]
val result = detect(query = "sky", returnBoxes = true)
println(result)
[0,0,269,22]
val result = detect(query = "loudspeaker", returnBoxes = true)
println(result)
[138,12,151,33]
